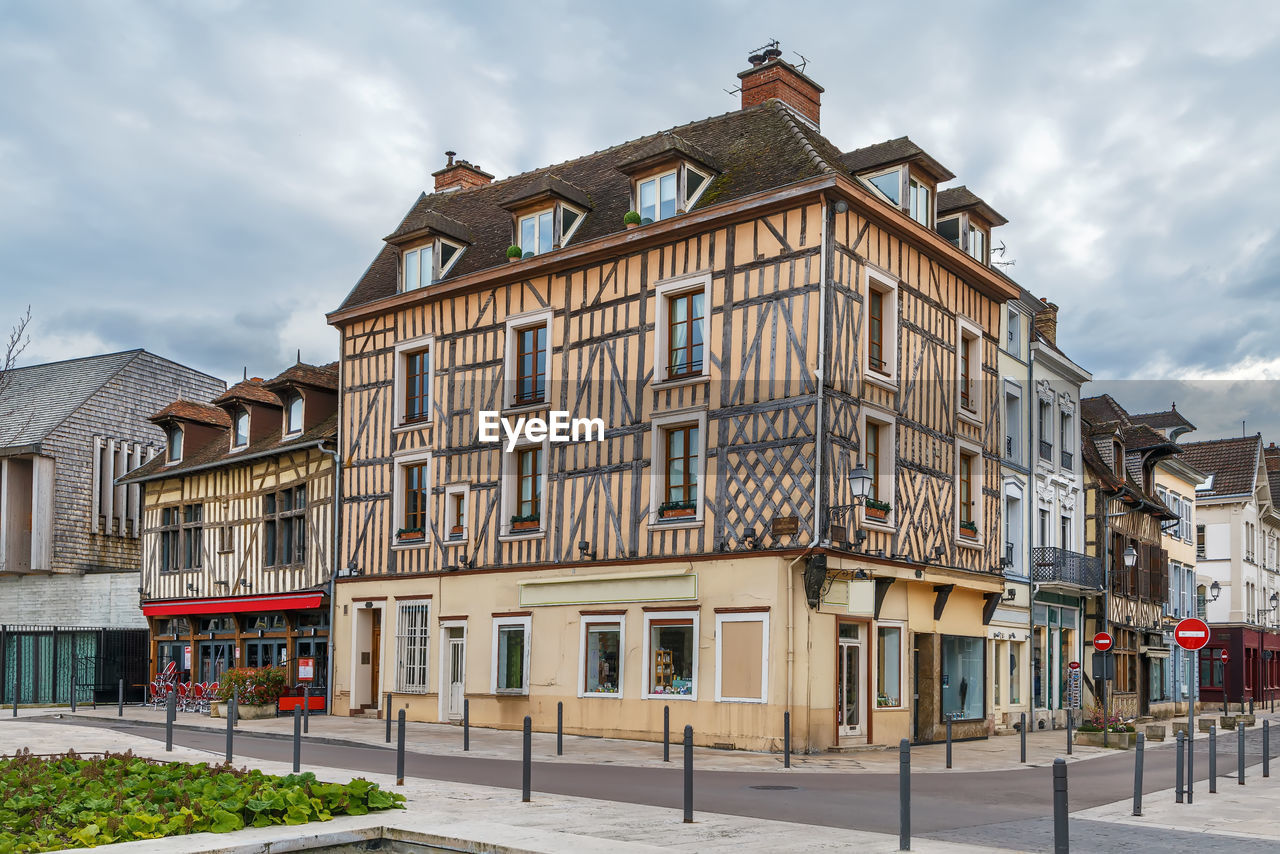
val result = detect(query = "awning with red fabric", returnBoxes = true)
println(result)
[142,591,324,617]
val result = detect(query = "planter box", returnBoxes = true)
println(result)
[511,520,540,532]
[1144,724,1166,741]
[210,701,276,721]
[1074,730,1137,749]
[397,532,425,543]
[1221,715,1238,729]
[1238,714,1256,727]
[865,506,889,521]
[959,527,978,539]
[1197,719,1215,733]
[659,507,696,519]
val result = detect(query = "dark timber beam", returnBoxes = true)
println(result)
[982,591,1002,626]
[874,578,895,620]
[933,584,955,621]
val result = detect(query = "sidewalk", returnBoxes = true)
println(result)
[2,702,1221,774]
[0,719,1006,854]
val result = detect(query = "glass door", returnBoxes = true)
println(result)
[838,623,865,739]
[447,627,466,719]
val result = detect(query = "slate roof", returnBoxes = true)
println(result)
[1180,436,1262,500]
[338,100,865,313]
[1080,395,1180,519]
[839,136,956,181]
[1,350,146,448]
[1265,444,1280,506]
[937,185,1008,227]
[1130,406,1196,433]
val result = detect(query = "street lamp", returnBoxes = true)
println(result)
[849,463,873,500]
[825,464,875,550]
[1209,580,1222,602]
[1123,544,1138,569]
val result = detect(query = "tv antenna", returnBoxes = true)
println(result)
[792,51,809,73]
[991,241,1016,269]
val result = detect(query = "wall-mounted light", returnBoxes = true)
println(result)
[1122,544,1138,568]
[853,568,870,581]
[186,584,198,594]
[578,540,597,561]
[241,580,253,590]
[213,580,229,588]
[1209,580,1222,602]
[1005,587,1018,601]
[363,601,374,609]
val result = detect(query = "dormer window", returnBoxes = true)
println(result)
[516,203,584,257]
[908,177,931,226]
[634,163,711,224]
[232,410,249,449]
[867,168,902,205]
[285,395,303,435]
[967,222,987,263]
[402,238,464,292]
[167,426,183,463]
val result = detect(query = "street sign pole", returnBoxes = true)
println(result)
[1094,632,1114,748]
[1173,617,1210,807]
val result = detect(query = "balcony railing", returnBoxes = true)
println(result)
[1039,440,1053,462]
[1060,450,1073,470]
[1032,546,1103,590]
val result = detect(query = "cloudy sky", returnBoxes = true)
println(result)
[2,1,1278,439]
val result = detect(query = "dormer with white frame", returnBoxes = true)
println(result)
[936,186,1008,267]
[384,209,470,293]
[616,133,718,225]
[264,362,340,437]
[500,174,591,257]
[841,137,955,230]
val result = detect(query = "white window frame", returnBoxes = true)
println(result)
[1006,307,1021,354]
[231,409,249,450]
[684,164,711,209]
[714,611,769,703]
[504,309,554,409]
[437,618,467,721]
[578,615,625,699]
[393,333,434,428]
[1003,381,1022,463]
[285,394,304,436]
[500,437,549,540]
[491,615,532,695]
[401,238,464,293]
[864,166,904,207]
[394,600,431,694]
[955,437,984,548]
[1058,409,1073,470]
[443,483,469,546]
[967,221,988,264]
[642,610,700,701]
[518,208,556,256]
[167,426,183,464]
[862,265,899,391]
[908,175,931,227]
[391,448,432,548]
[648,407,709,527]
[636,169,679,223]
[858,405,896,530]
[873,620,906,710]
[956,315,984,425]
[653,272,712,386]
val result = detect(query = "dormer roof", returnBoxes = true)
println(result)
[499,174,592,212]
[263,361,339,394]
[149,400,231,429]
[937,185,1008,227]
[384,207,473,246]
[214,379,281,410]
[616,132,720,176]
[839,136,955,183]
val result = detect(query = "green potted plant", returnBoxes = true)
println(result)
[510,512,540,532]
[865,497,892,521]
[658,499,697,520]
[506,245,522,262]
[396,527,425,542]
[959,520,978,538]
[211,666,288,720]
[623,211,642,229]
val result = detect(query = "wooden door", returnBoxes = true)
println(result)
[370,610,382,707]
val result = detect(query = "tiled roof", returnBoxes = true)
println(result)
[214,379,281,409]
[264,362,339,393]
[1080,394,1130,426]
[936,185,1008,227]
[1180,436,1262,499]
[839,136,956,182]
[337,100,853,313]
[1080,394,1180,519]
[1130,406,1196,432]
[150,400,232,428]
[0,350,144,448]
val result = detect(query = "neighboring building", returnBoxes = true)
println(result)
[326,51,1020,750]
[120,363,338,697]
[1080,395,1180,719]
[0,349,223,704]
[1128,406,1204,714]
[1179,435,1280,707]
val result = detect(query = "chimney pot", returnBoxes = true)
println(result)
[432,151,494,193]
[748,53,765,67]
[445,150,456,166]
[737,46,824,128]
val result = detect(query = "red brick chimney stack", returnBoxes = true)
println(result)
[1035,297,1060,346]
[737,45,823,128]
[432,150,495,193]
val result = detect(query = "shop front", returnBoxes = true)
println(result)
[1031,594,1082,727]
[1198,625,1280,707]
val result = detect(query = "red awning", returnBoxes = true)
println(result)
[142,591,324,617]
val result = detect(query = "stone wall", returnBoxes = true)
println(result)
[0,571,146,628]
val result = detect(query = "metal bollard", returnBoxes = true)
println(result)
[683,724,694,823]
[1052,758,1068,854]
[663,705,670,762]
[463,698,470,751]
[12,654,21,716]
[165,690,176,752]
[1238,721,1246,785]
[1175,730,1185,803]
[396,709,406,786]
[945,718,953,769]
[70,674,76,713]
[118,678,124,717]
[292,706,302,773]
[1067,709,1073,755]
[225,696,235,764]
[1264,719,1270,778]
[522,715,532,802]
[1132,732,1144,816]
[303,687,310,734]
[557,700,563,756]
[899,738,911,851]
[784,711,791,769]
[1020,712,1027,764]
[386,692,393,743]
[1209,725,1217,793]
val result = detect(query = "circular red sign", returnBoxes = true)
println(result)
[1220,649,1229,663]
[1093,632,1114,652]
[1068,661,1081,671]
[1174,617,1211,651]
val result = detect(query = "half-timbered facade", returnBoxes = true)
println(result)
[122,363,338,697]
[327,52,1019,749]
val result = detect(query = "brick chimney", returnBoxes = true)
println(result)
[1034,298,1059,346]
[737,45,823,128]
[432,151,494,193]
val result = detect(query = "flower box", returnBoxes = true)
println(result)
[660,507,696,519]
[959,522,978,539]
[1074,730,1137,749]
[397,529,425,543]
[448,525,465,539]
[511,519,540,532]
[209,701,276,721]
[865,504,890,521]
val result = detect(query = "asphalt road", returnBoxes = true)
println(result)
[44,718,1280,853]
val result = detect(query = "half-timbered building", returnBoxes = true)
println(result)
[121,362,338,699]
[327,51,1020,749]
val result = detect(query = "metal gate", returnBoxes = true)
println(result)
[0,625,149,705]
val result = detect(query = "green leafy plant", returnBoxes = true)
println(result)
[959,520,978,534]
[623,210,642,225]
[0,749,404,852]
[510,513,540,525]
[865,498,892,513]
[213,667,288,705]
[657,500,697,513]
[506,244,522,258]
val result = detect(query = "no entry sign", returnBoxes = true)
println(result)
[1220,649,1230,664]
[1174,617,1210,651]
[1068,661,1080,671]
[1093,631,1114,652]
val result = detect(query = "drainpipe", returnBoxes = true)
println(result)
[317,440,342,712]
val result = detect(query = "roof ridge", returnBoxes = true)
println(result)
[9,348,143,374]
[1183,435,1261,447]
[766,99,835,174]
